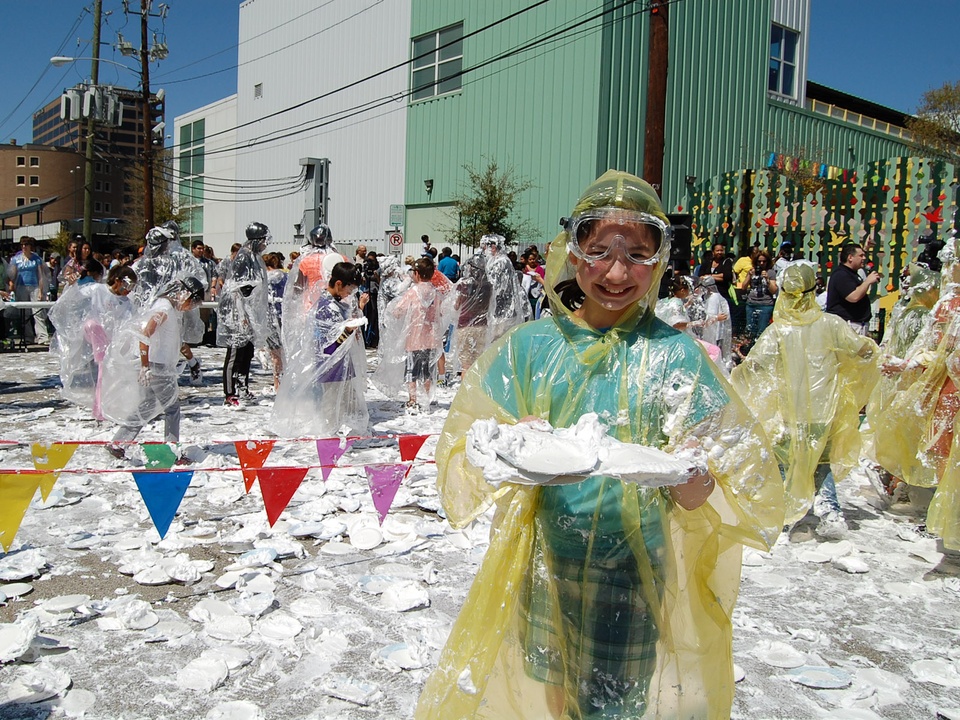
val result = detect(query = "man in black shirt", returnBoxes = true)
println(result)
[825,242,880,335]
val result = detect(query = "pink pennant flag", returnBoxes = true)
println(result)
[257,466,310,527]
[235,440,276,493]
[398,434,430,462]
[31,442,78,501]
[315,437,356,481]
[364,464,409,525]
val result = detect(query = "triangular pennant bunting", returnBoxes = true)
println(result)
[141,443,179,470]
[235,439,276,493]
[364,464,409,525]
[0,474,42,552]
[398,434,430,462]
[31,442,78,501]
[131,470,194,539]
[315,437,356,482]
[257,466,310,526]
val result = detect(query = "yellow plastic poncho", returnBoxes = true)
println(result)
[862,264,939,469]
[875,237,960,547]
[415,171,784,720]
[730,264,879,524]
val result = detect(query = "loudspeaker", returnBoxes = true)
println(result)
[667,213,692,268]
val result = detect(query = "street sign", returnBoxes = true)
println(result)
[386,230,404,254]
[389,204,405,227]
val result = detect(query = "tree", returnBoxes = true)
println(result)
[906,80,960,164]
[442,159,537,249]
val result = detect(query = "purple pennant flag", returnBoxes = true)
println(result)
[364,464,409,525]
[315,437,355,481]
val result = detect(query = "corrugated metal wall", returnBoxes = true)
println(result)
[406,1,608,247]
[234,0,411,249]
[660,0,771,212]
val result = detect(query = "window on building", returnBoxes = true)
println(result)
[29,197,38,204]
[254,83,263,99]
[104,181,111,192]
[29,157,39,167]
[94,202,102,212]
[104,203,111,213]
[16,156,25,167]
[29,176,39,186]
[411,23,463,102]
[17,198,26,207]
[16,176,25,186]
[769,24,798,98]
[95,162,102,173]
[95,181,102,191]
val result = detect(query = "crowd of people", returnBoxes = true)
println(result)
[7,167,958,719]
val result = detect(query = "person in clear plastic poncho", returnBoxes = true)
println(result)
[217,222,281,403]
[861,263,939,478]
[132,222,207,383]
[481,233,530,344]
[100,277,205,456]
[270,261,369,437]
[281,224,348,365]
[49,264,138,419]
[372,256,456,407]
[415,170,784,720]
[872,232,960,548]
[730,263,879,533]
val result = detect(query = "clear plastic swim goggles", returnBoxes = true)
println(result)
[561,208,670,265]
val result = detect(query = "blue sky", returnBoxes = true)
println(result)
[0,0,956,147]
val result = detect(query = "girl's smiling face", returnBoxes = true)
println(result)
[570,220,659,328]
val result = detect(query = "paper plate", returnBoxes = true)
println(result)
[2,583,34,598]
[349,525,383,550]
[786,665,852,689]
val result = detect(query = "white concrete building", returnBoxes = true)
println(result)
[174,95,238,259]
[234,0,411,257]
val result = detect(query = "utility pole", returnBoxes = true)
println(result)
[82,0,103,244]
[140,0,154,234]
[643,0,668,191]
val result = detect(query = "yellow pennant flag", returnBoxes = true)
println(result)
[31,443,78,501]
[0,473,41,552]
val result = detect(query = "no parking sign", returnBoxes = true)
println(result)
[386,230,404,254]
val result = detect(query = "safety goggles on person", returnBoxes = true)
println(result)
[561,209,669,265]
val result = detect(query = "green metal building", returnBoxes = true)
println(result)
[402,0,931,266]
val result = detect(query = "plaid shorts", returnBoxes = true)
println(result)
[519,544,661,716]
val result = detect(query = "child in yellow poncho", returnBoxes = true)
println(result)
[415,170,784,719]
[730,263,879,536]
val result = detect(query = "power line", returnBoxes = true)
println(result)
[195,0,654,160]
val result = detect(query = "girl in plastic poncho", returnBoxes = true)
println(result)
[875,233,960,547]
[270,261,369,438]
[861,263,939,489]
[415,170,784,720]
[49,264,137,419]
[696,275,732,367]
[373,257,454,408]
[101,277,205,459]
[730,263,879,536]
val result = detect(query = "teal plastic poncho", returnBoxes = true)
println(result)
[415,171,784,720]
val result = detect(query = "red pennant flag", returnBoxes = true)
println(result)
[398,434,430,462]
[364,464,409,525]
[315,437,355,482]
[235,440,276,492]
[257,466,309,526]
